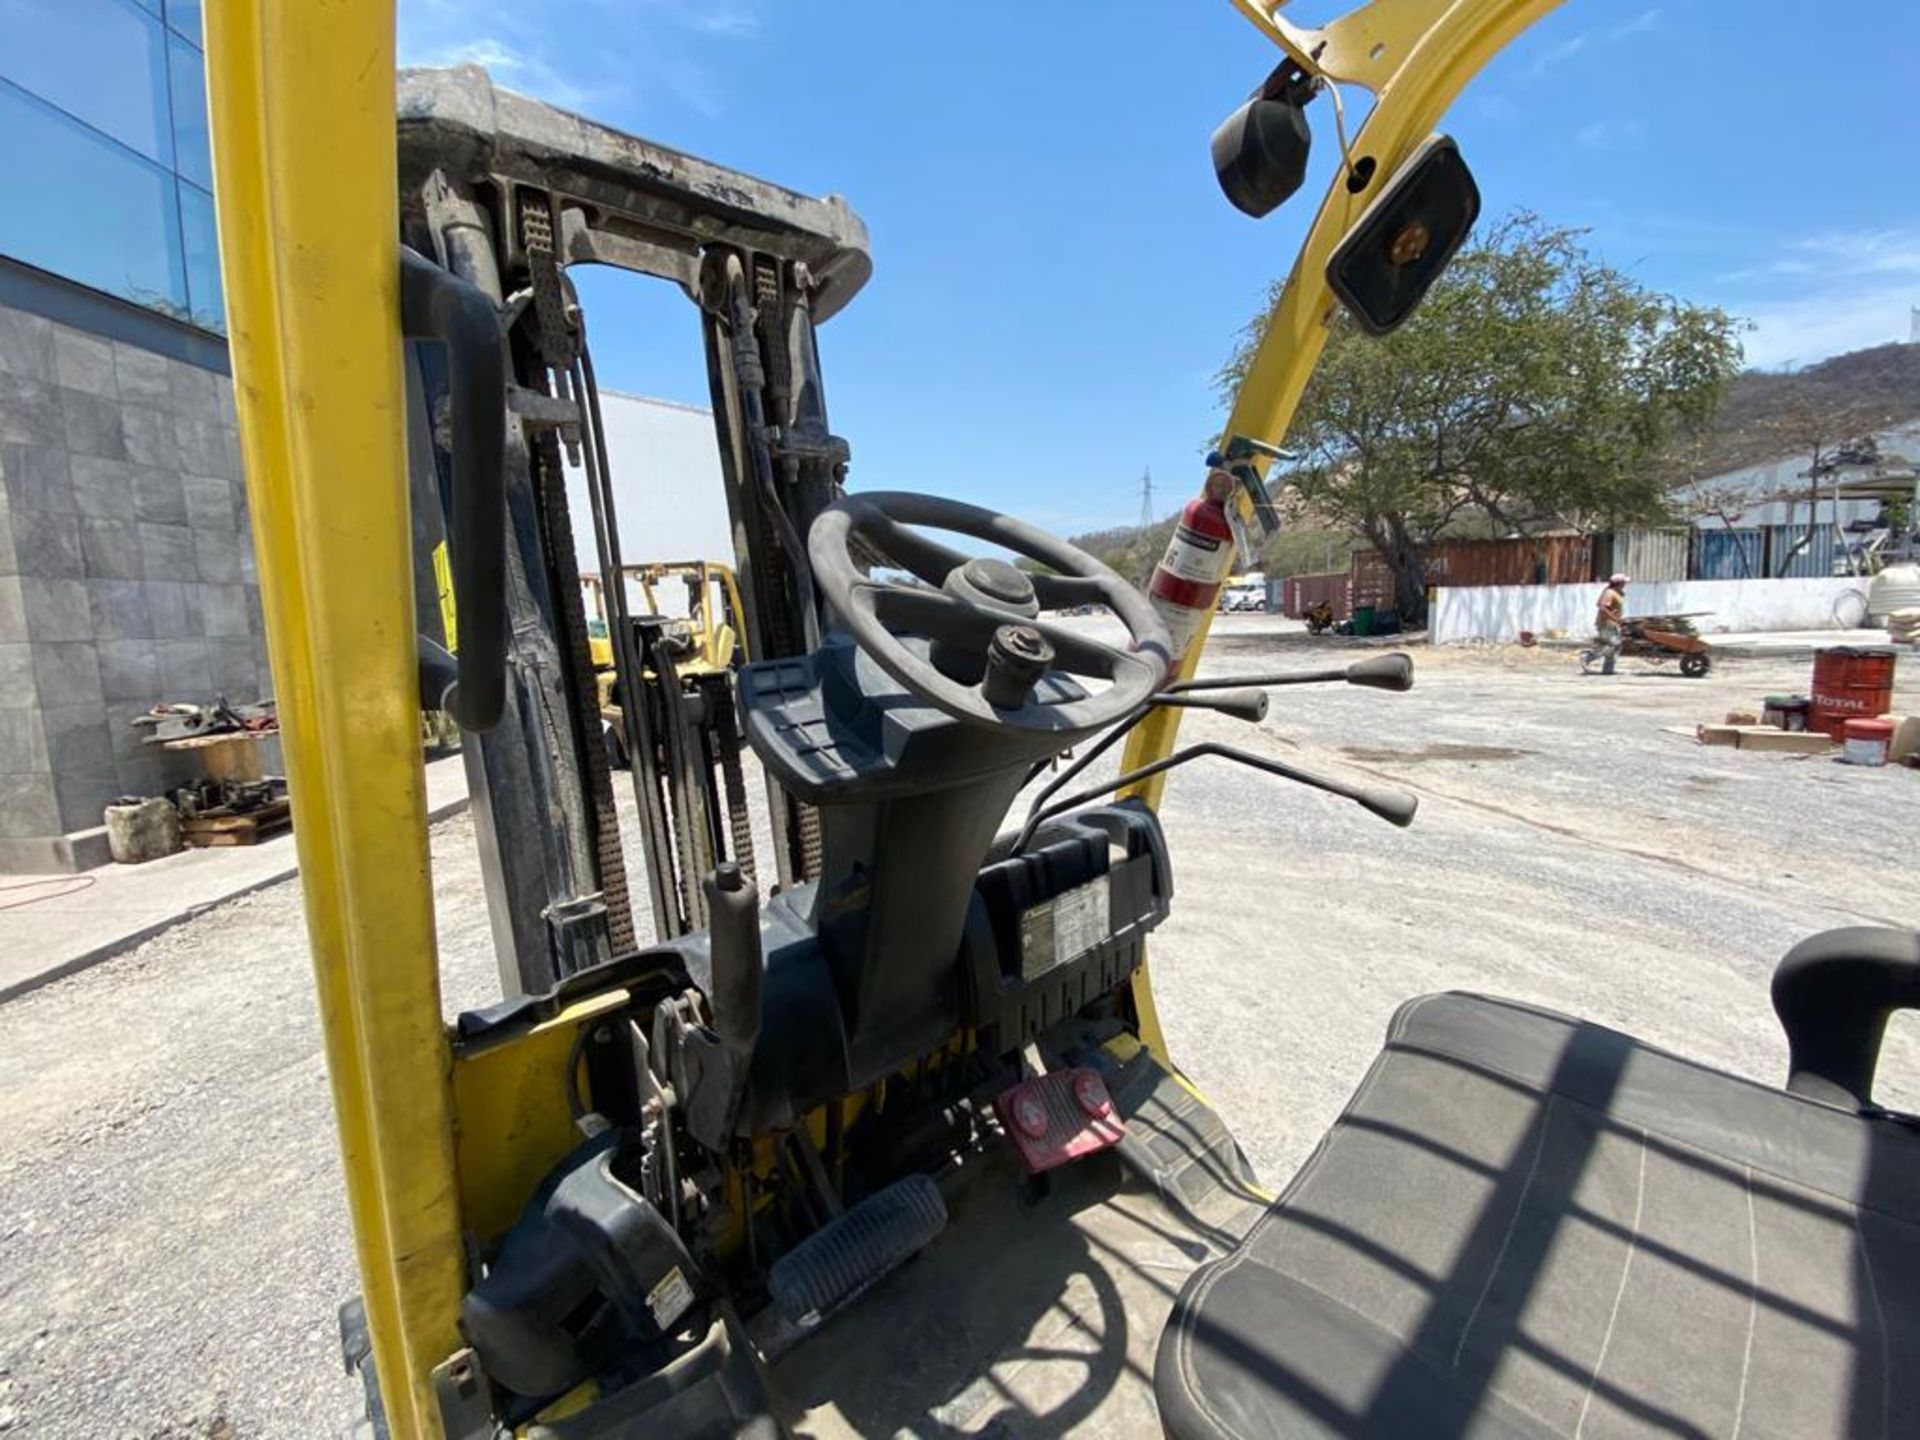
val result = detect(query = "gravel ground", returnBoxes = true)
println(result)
[0,616,1914,1436]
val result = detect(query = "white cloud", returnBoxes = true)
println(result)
[404,35,597,110]
[1608,8,1663,41]
[395,0,762,119]
[1788,229,1920,278]
[1709,221,1920,367]
[1736,285,1915,369]
[1527,33,1589,77]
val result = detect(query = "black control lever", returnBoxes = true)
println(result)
[1166,651,1415,696]
[400,246,507,732]
[1152,688,1270,723]
[1023,741,1417,842]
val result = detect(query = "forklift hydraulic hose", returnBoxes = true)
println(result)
[399,246,507,732]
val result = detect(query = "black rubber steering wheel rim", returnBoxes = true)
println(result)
[809,491,1173,735]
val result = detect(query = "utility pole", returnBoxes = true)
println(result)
[1137,467,1155,532]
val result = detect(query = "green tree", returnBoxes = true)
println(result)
[1217,213,1743,621]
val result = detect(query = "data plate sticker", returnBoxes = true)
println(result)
[1020,875,1110,980]
[647,1266,695,1331]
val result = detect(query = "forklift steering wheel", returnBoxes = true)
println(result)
[810,491,1174,735]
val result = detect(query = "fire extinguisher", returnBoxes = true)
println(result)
[1146,466,1237,668]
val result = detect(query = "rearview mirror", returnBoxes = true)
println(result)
[1211,71,1313,218]
[1326,135,1480,335]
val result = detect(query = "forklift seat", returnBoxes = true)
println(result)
[1156,959,1920,1438]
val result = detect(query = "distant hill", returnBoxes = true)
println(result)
[1683,341,1920,476]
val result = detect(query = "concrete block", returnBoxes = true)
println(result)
[40,702,113,774]
[0,643,38,708]
[88,578,152,640]
[70,453,135,519]
[214,375,236,425]
[0,708,48,773]
[154,638,212,698]
[79,517,145,581]
[112,343,172,403]
[0,443,74,515]
[0,771,60,840]
[60,388,130,461]
[1736,728,1835,755]
[172,414,230,476]
[98,639,160,703]
[108,705,151,759]
[113,749,166,799]
[199,583,250,639]
[138,522,197,579]
[182,474,235,533]
[53,766,121,832]
[210,636,263,697]
[0,310,55,379]
[51,329,117,397]
[32,640,103,708]
[10,508,84,578]
[131,466,188,526]
[168,360,221,415]
[21,577,92,642]
[0,576,25,643]
[121,404,179,470]
[193,530,242,585]
[0,374,64,447]
[145,579,194,638]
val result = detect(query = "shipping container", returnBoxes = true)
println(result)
[1591,528,1688,583]
[1691,527,1763,580]
[1350,534,1592,612]
[1279,571,1351,619]
[1764,523,1837,579]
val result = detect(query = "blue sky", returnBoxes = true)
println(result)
[397,1,1920,535]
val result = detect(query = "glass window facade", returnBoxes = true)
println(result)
[0,0,223,332]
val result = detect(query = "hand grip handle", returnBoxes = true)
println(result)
[1346,652,1415,692]
[400,246,507,732]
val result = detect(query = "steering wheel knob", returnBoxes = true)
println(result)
[983,624,1056,710]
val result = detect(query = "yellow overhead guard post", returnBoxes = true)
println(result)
[204,4,464,1436]
[1119,0,1558,1055]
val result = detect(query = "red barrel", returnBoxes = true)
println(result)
[1809,646,1896,738]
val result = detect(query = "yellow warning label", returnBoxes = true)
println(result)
[432,540,458,653]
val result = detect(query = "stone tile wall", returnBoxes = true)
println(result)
[0,304,267,865]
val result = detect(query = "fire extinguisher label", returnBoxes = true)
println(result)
[1150,592,1207,662]
[1160,525,1228,584]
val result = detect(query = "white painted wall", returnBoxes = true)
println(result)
[562,390,733,615]
[1431,577,1871,644]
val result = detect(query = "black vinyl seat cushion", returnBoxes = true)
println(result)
[1156,992,1920,1439]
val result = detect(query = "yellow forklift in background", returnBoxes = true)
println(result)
[207,2,1920,1435]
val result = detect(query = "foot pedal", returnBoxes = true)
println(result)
[768,1173,946,1326]
[994,1067,1125,1175]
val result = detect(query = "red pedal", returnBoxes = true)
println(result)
[993,1067,1126,1174]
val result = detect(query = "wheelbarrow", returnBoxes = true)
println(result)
[1582,612,1714,677]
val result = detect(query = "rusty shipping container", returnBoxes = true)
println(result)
[1350,534,1593,612]
[1280,571,1352,620]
